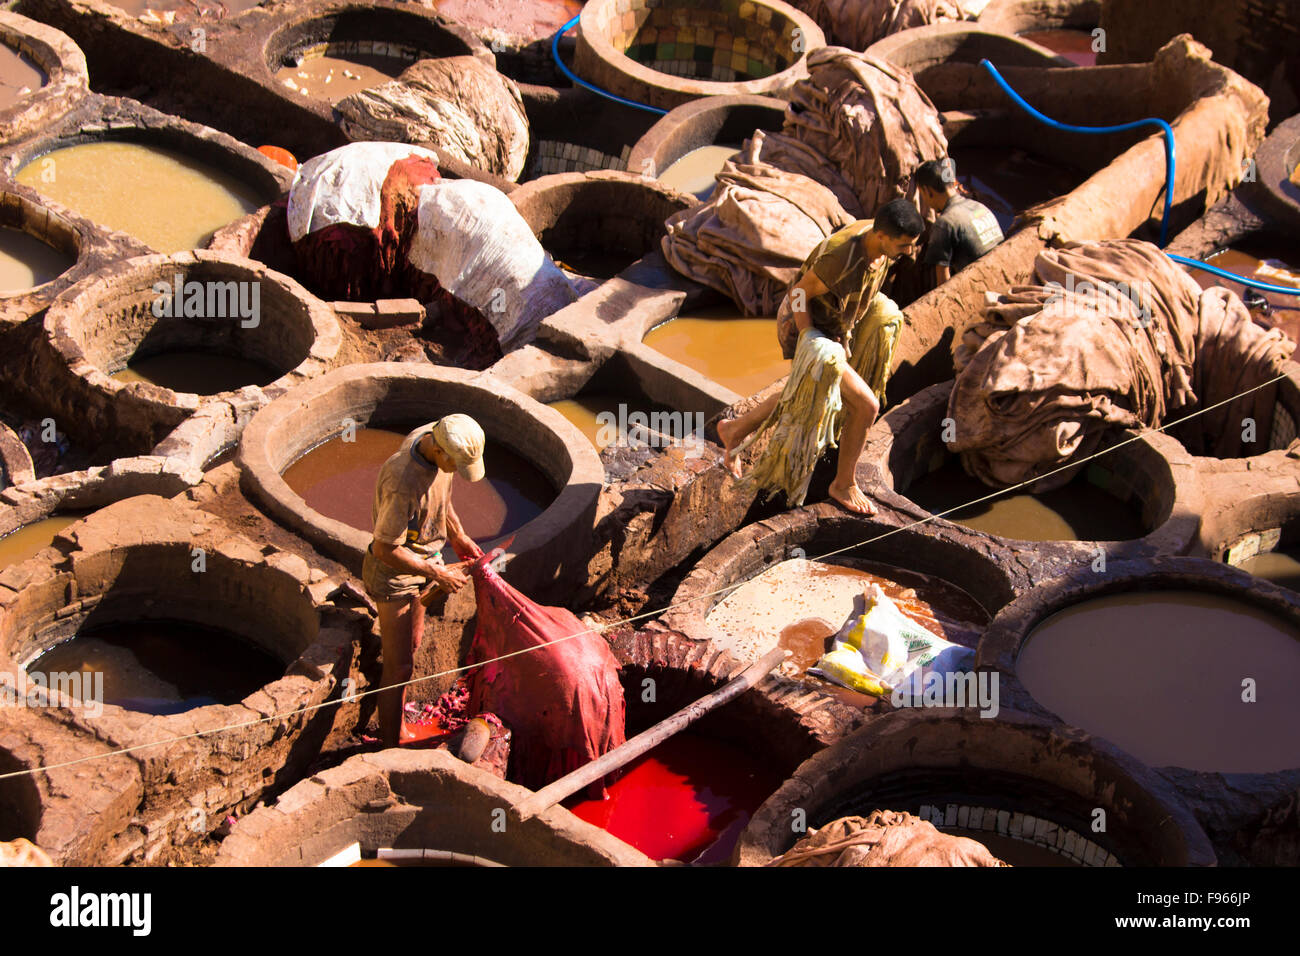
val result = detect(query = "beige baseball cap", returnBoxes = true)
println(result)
[431,414,486,482]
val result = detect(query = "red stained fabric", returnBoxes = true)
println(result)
[465,550,627,794]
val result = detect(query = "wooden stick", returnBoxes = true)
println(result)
[514,646,789,820]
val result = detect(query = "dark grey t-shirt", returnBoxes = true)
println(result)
[921,195,1004,274]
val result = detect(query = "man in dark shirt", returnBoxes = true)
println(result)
[916,158,1004,289]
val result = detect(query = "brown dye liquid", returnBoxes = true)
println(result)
[1186,247,1300,359]
[274,54,405,105]
[0,227,73,292]
[906,458,1144,542]
[550,248,635,281]
[1017,591,1300,773]
[0,44,44,111]
[15,142,262,254]
[546,392,675,451]
[948,145,1086,234]
[111,351,279,395]
[1238,550,1300,593]
[30,619,284,716]
[658,144,739,198]
[1019,28,1099,66]
[280,427,553,543]
[643,306,786,397]
[0,515,80,571]
[941,828,1083,867]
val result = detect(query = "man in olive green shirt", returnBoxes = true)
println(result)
[718,199,923,514]
[362,415,486,746]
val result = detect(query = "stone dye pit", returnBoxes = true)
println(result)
[573,0,825,111]
[280,425,553,546]
[738,710,1216,867]
[642,305,786,398]
[35,251,340,453]
[14,141,264,254]
[0,41,42,111]
[1017,589,1300,774]
[1185,242,1300,359]
[1018,29,1099,66]
[0,513,80,571]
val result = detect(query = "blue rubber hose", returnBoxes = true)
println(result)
[978,58,1176,247]
[551,14,668,115]
[1166,253,1300,297]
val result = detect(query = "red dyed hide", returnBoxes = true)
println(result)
[466,551,626,792]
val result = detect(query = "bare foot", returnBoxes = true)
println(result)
[716,418,744,478]
[828,480,877,516]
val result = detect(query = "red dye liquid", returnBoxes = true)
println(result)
[565,733,783,864]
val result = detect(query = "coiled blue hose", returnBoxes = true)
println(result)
[981,59,1300,296]
[550,14,668,115]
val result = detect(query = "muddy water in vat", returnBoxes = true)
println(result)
[1019,29,1099,66]
[0,228,73,292]
[907,458,1144,541]
[658,145,739,199]
[948,146,1086,234]
[547,392,676,451]
[1185,246,1300,359]
[705,557,987,693]
[565,731,784,864]
[0,44,44,111]
[0,515,81,571]
[281,427,552,543]
[112,351,279,394]
[274,54,406,105]
[15,142,262,254]
[1017,591,1300,773]
[30,620,283,715]
[1239,550,1300,592]
[643,306,786,396]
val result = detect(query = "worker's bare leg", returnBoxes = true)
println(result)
[717,391,781,478]
[827,367,879,515]
[377,596,419,746]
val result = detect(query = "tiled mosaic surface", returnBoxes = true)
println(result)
[594,0,798,82]
[528,140,633,177]
[918,803,1122,866]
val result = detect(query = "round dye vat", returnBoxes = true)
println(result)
[940,827,1082,867]
[1018,28,1099,67]
[643,306,786,396]
[657,144,738,199]
[274,54,403,106]
[111,350,279,395]
[0,515,80,571]
[29,619,284,716]
[1238,550,1300,592]
[948,146,1086,234]
[110,0,262,17]
[1185,247,1300,360]
[0,226,73,292]
[549,247,635,282]
[1017,591,1300,773]
[280,426,552,543]
[705,557,987,669]
[565,731,784,864]
[15,141,262,254]
[349,855,484,868]
[0,43,43,111]
[432,0,582,42]
[547,392,679,451]
[907,458,1145,541]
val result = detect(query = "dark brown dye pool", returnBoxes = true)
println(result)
[29,619,284,715]
[1016,591,1300,773]
[906,458,1145,541]
[1185,245,1300,359]
[280,426,553,544]
[112,351,280,394]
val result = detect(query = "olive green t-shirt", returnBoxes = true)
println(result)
[794,219,893,341]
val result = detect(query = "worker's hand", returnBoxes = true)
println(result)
[426,561,470,593]
[461,541,485,561]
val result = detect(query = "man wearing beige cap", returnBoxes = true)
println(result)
[363,414,486,746]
